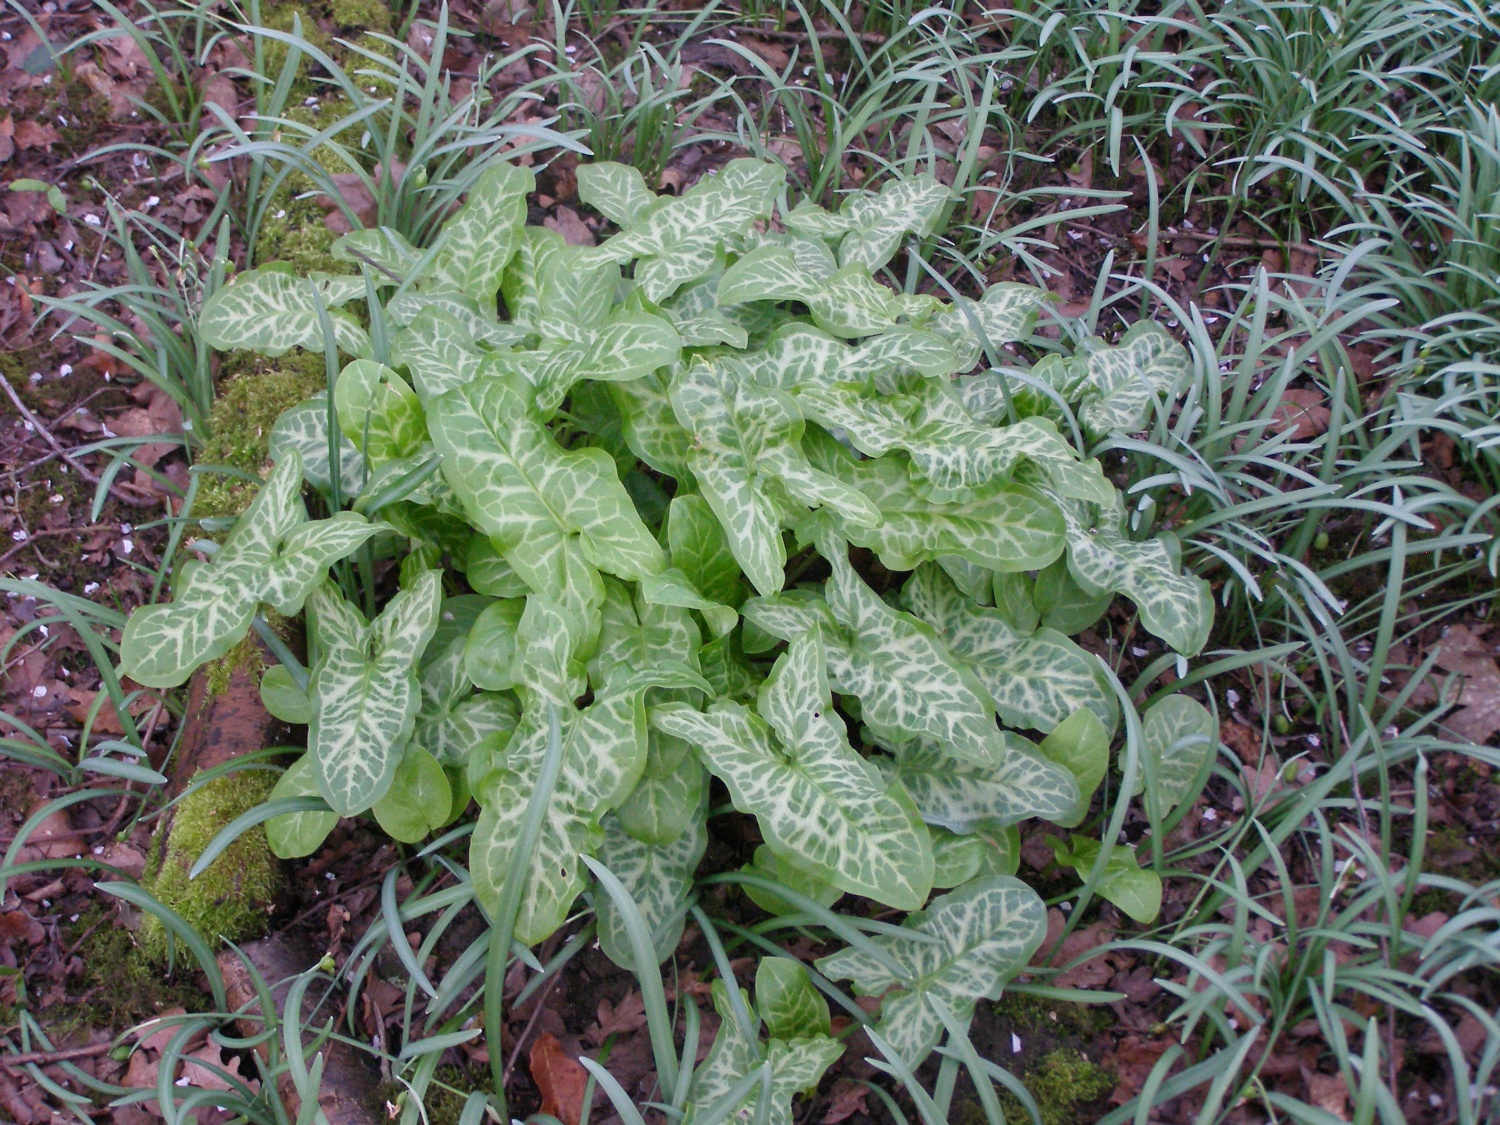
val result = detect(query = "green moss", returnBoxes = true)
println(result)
[997,1048,1114,1125]
[327,0,392,34]
[139,770,282,961]
[194,353,325,522]
[993,991,1112,1037]
[205,633,268,698]
[254,188,342,274]
[48,909,204,1035]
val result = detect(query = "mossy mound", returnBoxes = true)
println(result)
[139,769,282,961]
[194,352,326,522]
[997,1048,1114,1125]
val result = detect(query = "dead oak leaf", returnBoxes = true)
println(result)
[1270,388,1330,440]
[1425,625,1500,745]
[528,1032,589,1125]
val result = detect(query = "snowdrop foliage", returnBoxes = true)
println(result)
[131,158,1216,1095]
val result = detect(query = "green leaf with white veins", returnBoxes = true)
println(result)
[412,629,519,767]
[428,371,665,622]
[756,957,831,1041]
[1058,503,1213,655]
[797,542,1008,768]
[390,307,484,402]
[268,394,365,499]
[876,732,1078,831]
[686,981,842,1125]
[926,283,1048,370]
[610,369,693,478]
[899,564,1116,732]
[331,226,421,282]
[199,265,369,356]
[666,494,744,608]
[594,810,706,969]
[1131,694,1217,817]
[811,452,1067,576]
[592,158,785,302]
[265,754,338,859]
[1076,320,1190,436]
[653,629,934,910]
[589,577,700,690]
[306,572,442,816]
[786,174,949,271]
[335,359,426,464]
[615,740,706,845]
[469,670,706,945]
[422,162,534,306]
[669,359,880,596]
[119,453,382,688]
[817,876,1048,1067]
[386,291,528,348]
[576,161,655,228]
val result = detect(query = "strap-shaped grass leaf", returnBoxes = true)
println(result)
[268,394,364,499]
[422,163,534,306]
[592,157,785,302]
[576,161,655,228]
[876,724,1076,831]
[199,265,369,356]
[687,980,842,1125]
[120,453,382,688]
[1076,320,1190,436]
[428,371,666,619]
[390,306,485,402]
[335,359,427,464]
[265,754,339,859]
[594,810,706,969]
[811,452,1067,575]
[372,744,452,843]
[1060,507,1213,655]
[307,572,442,816]
[469,671,705,945]
[653,629,934,910]
[756,957,831,1041]
[669,359,880,596]
[785,173,950,271]
[1050,836,1162,924]
[1131,694,1218,816]
[816,876,1047,1066]
[900,564,1116,732]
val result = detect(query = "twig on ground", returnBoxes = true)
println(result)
[2,1043,113,1068]
[0,524,114,570]
[0,371,155,508]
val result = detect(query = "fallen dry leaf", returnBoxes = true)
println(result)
[1271,388,1331,440]
[543,205,594,247]
[1102,1035,1175,1106]
[1302,1070,1349,1120]
[1413,625,1500,745]
[821,1078,869,1124]
[528,1032,589,1125]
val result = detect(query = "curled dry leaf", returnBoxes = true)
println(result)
[1271,388,1331,440]
[528,1032,589,1125]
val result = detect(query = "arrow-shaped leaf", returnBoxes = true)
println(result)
[200,265,369,356]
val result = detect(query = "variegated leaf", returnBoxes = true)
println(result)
[742,843,844,915]
[268,394,365,499]
[590,577,701,689]
[900,564,1116,731]
[423,162,534,305]
[785,174,949,271]
[307,572,442,816]
[610,369,694,478]
[428,371,665,623]
[875,731,1077,831]
[331,226,421,281]
[686,981,842,1125]
[200,265,370,357]
[594,810,706,968]
[390,306,485,402]
[469,684,656,945]
[669,359,879,596]
[1131,694,1217,816]
[756,957,831,1041]
[1077,320,1190,436]
[614,736,706,845]
[119,454,381,688]
[386,290,528,348]
[334,359,426,464]
[653,629,933,910]
[816,876,1047,1066]
[413,624,519,767]
[928,824,1020,888]
[927,283,1048,369]
[576,161,655,228]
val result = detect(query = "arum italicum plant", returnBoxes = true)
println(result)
[119,156,1221,1116]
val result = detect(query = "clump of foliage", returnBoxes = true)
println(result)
[119,158,1218,1118]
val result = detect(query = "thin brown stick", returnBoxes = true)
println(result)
[1156,227,1324,260]
[2,1042,113,1068]
[0,371,155,508]
[0,524,114,570]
